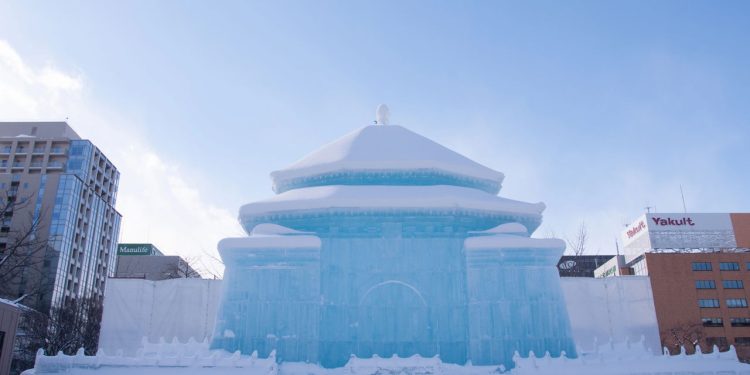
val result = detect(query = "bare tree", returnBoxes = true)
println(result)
[661,321,706,355]
[44,296,104,355]
[565,221,588,256]
[0,190,51,306]
[12,296,105,374]
[162,256,202,279]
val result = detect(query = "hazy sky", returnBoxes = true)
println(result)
[1,1,749,274]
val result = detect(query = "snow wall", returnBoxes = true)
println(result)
[98,278,222,355]
[561,276,661,354]
[98,276,660,357]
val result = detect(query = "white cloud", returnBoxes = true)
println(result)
[0,39,242,277]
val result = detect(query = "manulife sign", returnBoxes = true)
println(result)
[117,243,162,256]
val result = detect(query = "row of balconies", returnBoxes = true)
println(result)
[0,160,65,169]
[0,146,67,155]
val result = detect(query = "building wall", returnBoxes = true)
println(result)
[557,255,614,277]
[115,256,200,280]
[731,213,750,248]
[645,252,750,359]
[0,301,21,375]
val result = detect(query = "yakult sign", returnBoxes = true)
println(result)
[622,213,737,249]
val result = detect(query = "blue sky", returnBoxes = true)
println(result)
[1,1,749,271]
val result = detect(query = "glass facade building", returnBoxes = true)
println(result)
[0,123,121,313]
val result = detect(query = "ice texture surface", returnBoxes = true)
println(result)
[210,124,577,370]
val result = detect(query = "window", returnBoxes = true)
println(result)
[696,280,716,289]
[735,337,750,346]
[720,262,740,271]
[702,317,724,327]
[723,280,744,289]
[692,262,712,271]
[731,318,750,327]
[726,298,748,308]
[699,299,720,308]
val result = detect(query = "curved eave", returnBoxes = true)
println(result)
[271,168,502,195]
[218,235,321,263]
[239,185,545,234]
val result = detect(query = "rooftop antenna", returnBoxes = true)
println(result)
[680,184,687,213]
[615,238,620,256]
[645,205,653,213]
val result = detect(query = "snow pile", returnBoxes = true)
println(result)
[512,340,748,374]
[31,345,277,374]
[27,339,750,374]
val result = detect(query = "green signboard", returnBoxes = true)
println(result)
[117,243,156,256]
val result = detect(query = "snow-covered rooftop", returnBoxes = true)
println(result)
[240,185,545,221]
[270,125,505,193]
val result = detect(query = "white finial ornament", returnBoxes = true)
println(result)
[375,104,390,125]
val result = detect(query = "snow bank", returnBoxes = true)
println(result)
[27,340,749,374]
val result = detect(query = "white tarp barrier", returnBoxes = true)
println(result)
[560,276,661,354]
[98,278,222,355]
[99,276,660,356]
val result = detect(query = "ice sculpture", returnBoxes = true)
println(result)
[211,113,576,369]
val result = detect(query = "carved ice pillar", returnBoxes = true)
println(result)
[210,235,321,363]
[464,232,576,369]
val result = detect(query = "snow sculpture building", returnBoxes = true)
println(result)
[211,115,576,369]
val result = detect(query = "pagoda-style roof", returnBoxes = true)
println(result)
[270,125,505,194]
[239,185,545,234]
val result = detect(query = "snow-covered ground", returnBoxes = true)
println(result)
[25,338,750,374]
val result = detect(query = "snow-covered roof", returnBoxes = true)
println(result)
[0,297,25,311]
[240,185,544,222]
[270,125,505,194]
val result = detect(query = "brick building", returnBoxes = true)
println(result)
[598,212,750,359]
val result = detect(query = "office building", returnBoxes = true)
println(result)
[597,212,750,359]
[114,243,200,280]
[556,255,614,277]
[0,122,122,313]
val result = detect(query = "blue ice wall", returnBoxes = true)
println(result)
[212,212,577,370]
[466,247,577,369]
[318,234,469,367]
[211,246,321,362]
